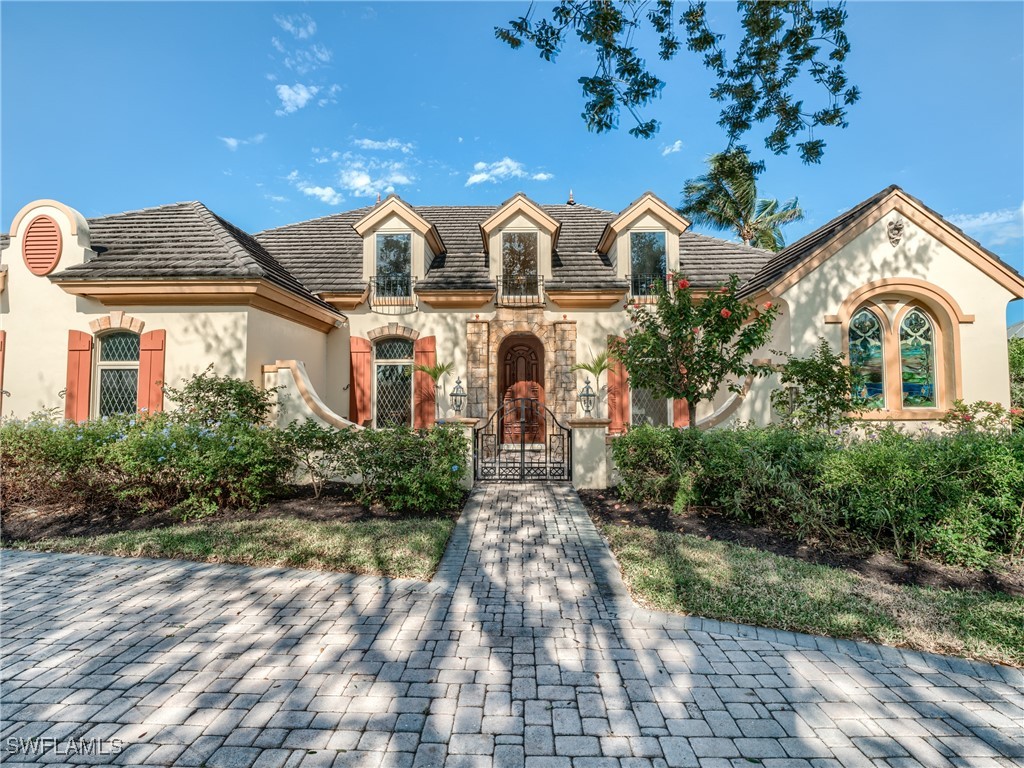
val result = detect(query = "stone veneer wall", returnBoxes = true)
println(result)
[466,309,577,423]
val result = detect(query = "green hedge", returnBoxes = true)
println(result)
[1,371,468,519]
[612,424,1024,567]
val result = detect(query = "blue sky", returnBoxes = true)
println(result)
[3,1,1022,323]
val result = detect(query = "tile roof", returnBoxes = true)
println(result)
[739,186,898,297]
[47,201,335,312]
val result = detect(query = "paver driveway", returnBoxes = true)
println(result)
[2,483,1023,767]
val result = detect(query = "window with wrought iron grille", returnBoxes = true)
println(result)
[629,231,667,298]
[94,332,140,417]
[631,386,670,427]
[375,233,412,297]
[501,231,539,295]
[374,338,414,428]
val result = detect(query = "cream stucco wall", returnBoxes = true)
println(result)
[1,201,334,420]
[777,209,1017,411]
[344,304,469,419]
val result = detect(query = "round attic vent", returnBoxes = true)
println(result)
[22,215,63,276]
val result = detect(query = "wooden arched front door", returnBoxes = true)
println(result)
[498,335,545,443]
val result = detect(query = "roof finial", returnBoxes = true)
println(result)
[376,192,381,204]
[567,189,575,206]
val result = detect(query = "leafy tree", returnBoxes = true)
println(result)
[1009,338,1024,410]
[680,146,803,251]
[496,0,860,163]
[610,273,778,429]
[770,338,864,432]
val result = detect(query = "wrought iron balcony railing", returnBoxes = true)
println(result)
[627,273,666,300]
[370,274,417,314]
[497,273,544,307]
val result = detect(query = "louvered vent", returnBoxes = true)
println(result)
[22,215,63,276]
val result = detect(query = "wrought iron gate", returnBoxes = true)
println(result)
[475,397,572,481]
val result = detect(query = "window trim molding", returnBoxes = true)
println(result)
[836,279,963,419]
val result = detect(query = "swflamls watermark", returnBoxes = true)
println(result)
[5,737,125,756]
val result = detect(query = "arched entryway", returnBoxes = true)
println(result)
[497,334,545,443]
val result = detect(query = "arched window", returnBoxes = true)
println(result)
[95,332,140,417]
[849,309,885,409]
[374,338,413,428]
[899,308,936,408]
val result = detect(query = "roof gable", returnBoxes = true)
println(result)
[742,186,1024,299]
[597,191,691,253]
[354,195,445,254]
[479,193,561,251]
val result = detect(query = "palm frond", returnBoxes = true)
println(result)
[413,360,455,382]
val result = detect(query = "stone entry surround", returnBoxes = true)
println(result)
[2,484,1022,767]
[466,309,577,422]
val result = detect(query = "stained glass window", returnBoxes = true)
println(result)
[375,339,413,427]
[97,332,139,417]
[631,387,669,427]
[849,309,885,409]
[900,308,936,407]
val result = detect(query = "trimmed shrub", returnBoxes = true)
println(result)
[611,424,1024,566]
[352,425,467,514]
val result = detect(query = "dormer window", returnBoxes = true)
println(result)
[375,233,412,297]
[499,231,542,306]
[629,231,667,298]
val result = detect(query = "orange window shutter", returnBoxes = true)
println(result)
[138,330,166,414]
[65,330,93,422]
[413,335,437,429]
[350,337,372,427]
[673,398,690,429]
[607,337,630,435]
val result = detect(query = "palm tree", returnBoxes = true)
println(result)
[413,360,454,421]
[571,349,614,418]
[679,147,804,251]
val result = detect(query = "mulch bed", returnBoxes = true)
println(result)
[1,483,461,544]
[580,489,1024,597]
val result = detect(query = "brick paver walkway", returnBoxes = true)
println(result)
[3,483,1023,767]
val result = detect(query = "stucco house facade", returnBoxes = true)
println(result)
[1,186,1022,454]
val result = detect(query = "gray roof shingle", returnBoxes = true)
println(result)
[48,201,335,312]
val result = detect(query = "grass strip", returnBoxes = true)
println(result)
[603,525,1024,667]
[6,517,455,581]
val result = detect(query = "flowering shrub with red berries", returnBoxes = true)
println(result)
[610,273,779,428]
[940,400,1013,434]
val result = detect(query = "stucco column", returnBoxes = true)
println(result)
[445,417,480,490]
[568,417,610,490]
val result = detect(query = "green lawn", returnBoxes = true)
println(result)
[7,517,455,581]
[604,525,1024,667]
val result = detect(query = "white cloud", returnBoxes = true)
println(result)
[662,139,684,156]
[300,185,343,205]
[218,133,266,151]
[275,14,317,39]
[353,137,415,154]
[275,84,319,115]
[948,204,1024,246]
[338,155,414,197]
[265,194,288,203]
[465,157,554,186]
[317,84,342,107]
